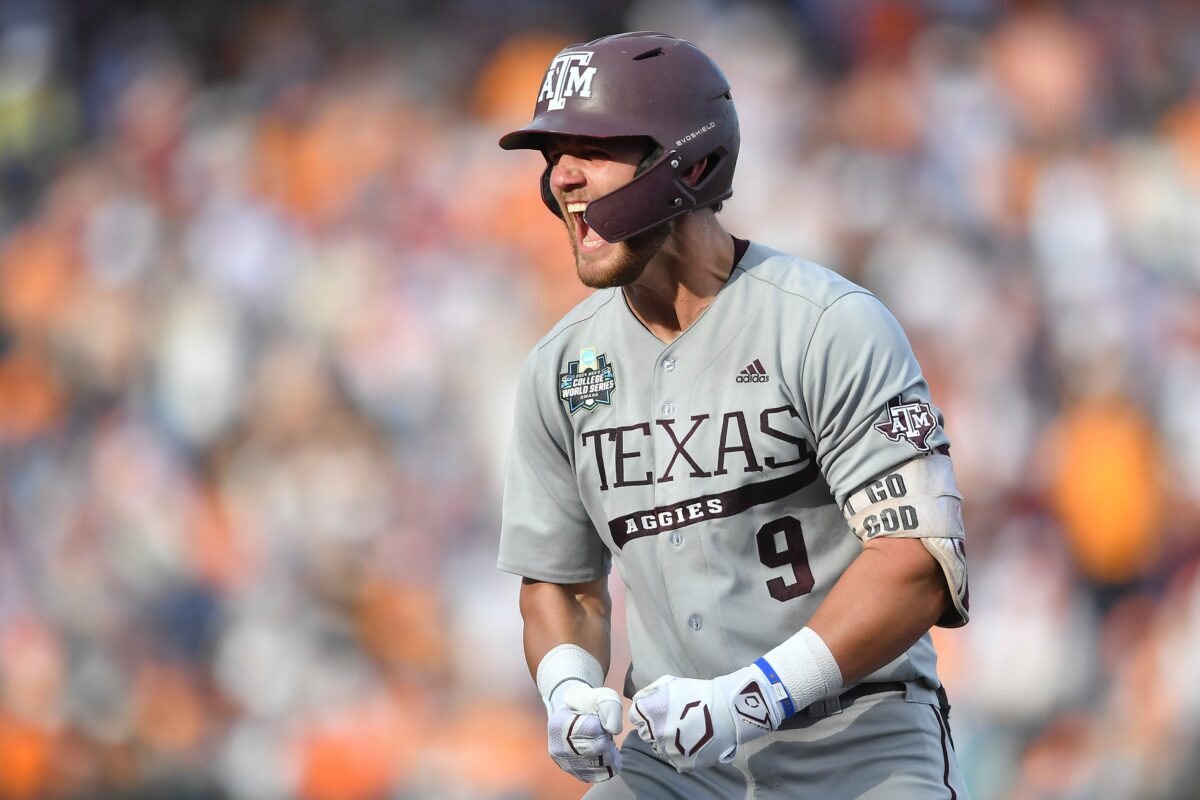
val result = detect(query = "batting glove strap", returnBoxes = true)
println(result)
[712,664,787,740]
[753,657,796,718]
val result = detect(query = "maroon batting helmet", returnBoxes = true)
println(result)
[499,32,739,243]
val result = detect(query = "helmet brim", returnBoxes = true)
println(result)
[498,114,660,151]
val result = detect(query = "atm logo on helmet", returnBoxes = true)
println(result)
[539,51,597,111]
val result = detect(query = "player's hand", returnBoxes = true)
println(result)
[546,682,624,783]
[629,665,784,773]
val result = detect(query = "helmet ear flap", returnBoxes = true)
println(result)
[635,145,663,177]
[540,162,563,219]
[538,139,657,219]
[691,147,733,193]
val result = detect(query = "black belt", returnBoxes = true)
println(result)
[783,681,908,724]
[836,681,907,705]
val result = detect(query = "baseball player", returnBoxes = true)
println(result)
[497,32,970,799]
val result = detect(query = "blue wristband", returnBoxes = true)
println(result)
[754,656,796,719]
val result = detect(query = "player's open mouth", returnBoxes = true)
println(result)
[567,202,605,251]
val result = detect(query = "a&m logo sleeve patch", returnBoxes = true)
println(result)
[874,395,938,452]
[559,347,617,414]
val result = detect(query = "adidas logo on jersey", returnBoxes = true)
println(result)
[736,359,770,383]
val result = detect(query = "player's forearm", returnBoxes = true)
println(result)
[519,577,613,679]
[806,537,950,685]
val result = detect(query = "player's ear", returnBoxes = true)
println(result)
[682,156,709,187]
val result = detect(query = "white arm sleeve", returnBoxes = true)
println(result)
[843,454,969,626]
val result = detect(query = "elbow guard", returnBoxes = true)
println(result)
[843,454,969,626]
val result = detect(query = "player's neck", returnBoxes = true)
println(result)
[622,216,734,344]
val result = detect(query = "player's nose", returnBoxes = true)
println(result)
[550,154,587,192]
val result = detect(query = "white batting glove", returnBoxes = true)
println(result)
[629,661,787,773]
[537,644,623,783]
[546,681,624,782]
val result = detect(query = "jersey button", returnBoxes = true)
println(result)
[661,402,675,416]
[688,614,703,631]
[662,357,676,372]
[670,531,683,547]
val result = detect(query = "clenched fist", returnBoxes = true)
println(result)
[547,682,624,783]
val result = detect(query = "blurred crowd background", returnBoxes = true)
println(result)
[0,0,1198,798]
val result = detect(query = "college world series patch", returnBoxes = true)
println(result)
[559,347,617,414]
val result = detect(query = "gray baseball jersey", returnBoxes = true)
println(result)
[498,240,959,704]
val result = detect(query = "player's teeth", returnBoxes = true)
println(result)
[567,202,588,213]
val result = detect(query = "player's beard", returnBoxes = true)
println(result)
[569,220,672,289]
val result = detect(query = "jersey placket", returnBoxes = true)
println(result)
[650,344,720,670]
